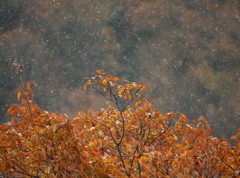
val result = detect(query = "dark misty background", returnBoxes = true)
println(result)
[0,0,240,141]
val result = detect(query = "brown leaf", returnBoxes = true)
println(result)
[17,91,21,101]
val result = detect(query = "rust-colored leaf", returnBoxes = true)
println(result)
[101,79,108,86]
[17,91,21,101]
[26,81,31,90]
[96,69,106,75]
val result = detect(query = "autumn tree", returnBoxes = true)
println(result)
[0,70,240,177]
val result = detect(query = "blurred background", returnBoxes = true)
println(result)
[0,0,239,141]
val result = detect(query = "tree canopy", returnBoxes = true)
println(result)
[1,70,239,177]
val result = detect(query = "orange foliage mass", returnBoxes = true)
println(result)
[0,70,240,177]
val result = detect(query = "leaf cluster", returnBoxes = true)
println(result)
[1,70,240,177]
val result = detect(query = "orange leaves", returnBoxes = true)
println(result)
[230,129,240,142]
[1,104,101,177]
[84,70,146,107]
[165,111,176,119]
[84,70,119,92]
[84,80,93,90]
[96,69,106,75]
[1,70,240,177]
[25,80,37,90]
[16,81,36,104]
[179,114,187,123]
[7,104,19,116]
[17,91,21,101]
[107,75,119,82]
[116,83,146,100]
[134,100,143,107]
[117,83,143,100]
[26,81,31,90]
[117,90,123,98]
[134,153,140,158]
[101,79,108,86]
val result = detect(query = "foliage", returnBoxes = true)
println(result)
[1,70,240,177]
